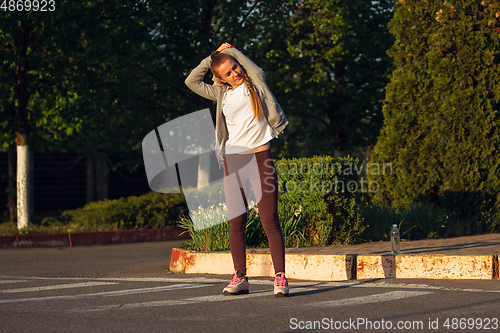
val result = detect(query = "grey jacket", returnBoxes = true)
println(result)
[185,47,288,167]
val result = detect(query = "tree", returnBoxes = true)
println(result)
[0,5,76,228]
[258,0,395,158]
[1,1,160,224]
[371,0,500,226]
[1,1,399,223]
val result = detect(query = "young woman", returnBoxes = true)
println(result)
[185,43,289,297]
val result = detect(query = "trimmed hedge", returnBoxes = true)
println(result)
[43,191,188,231]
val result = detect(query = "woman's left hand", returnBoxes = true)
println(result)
[216,42,233,53]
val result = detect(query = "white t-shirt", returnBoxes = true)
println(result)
[223,82,274,154]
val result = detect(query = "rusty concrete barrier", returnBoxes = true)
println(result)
[396,255,494,279]
[169,248,234,275]
[358,255,495,280]
[171,249,497,280]
[357,255,396,279]
[169,248,355,281]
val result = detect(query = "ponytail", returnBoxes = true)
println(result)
[211,52,264,120]
[243,72,264,120]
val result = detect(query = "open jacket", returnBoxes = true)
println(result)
[185,47,288,167]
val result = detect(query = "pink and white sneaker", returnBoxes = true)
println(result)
[223,271,249,295]
[274,272,289,297]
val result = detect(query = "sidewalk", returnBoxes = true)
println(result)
[169,233,500,281]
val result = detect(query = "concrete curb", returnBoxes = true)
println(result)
[169,248,355,280]
[357,255,494,280]
[169,248,497,280]
[0,228,190,249]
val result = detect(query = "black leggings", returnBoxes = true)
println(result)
[223,149,285,275]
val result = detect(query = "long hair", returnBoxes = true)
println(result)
[211,52,264,120]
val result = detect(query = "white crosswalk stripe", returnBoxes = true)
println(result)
[0,276,443,313]
[70,287,317,313]
[1,282,116,293]
[0,283,210,305]
[0,280,26,284]
[311,290,433,307]
[0,275,323,286]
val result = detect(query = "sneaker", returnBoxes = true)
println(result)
[274,272,289,297]
[223,271,249,296]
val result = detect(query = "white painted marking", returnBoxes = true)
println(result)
[1,276,498,293]
[97,277,230,284]
[70,287,316,313]
[312,291,433,307]
[93,277,329,288]
[0,284,210,305]
[0,275,327,287]
[0,280,26,284]
[322,281,500,293]
[1,282,116,293]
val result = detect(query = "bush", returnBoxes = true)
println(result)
[371,0,500,231]
[275,155,365,246]
[44,191,188,231]
[180,155,366,248]
[359,202,449,241]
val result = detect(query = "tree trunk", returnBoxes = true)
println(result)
[14,21,31,229]
[334,124,348,158]
[16,143,29,229]
[328,61,349,158]
[199,0,217,52]
[95,152,108,201]
[29,147,34,216]
[86,152,109,203]
[86,154,95,203]
[7,146,16,222]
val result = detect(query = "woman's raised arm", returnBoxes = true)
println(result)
[185,55,220,101]
[220,44,265,81]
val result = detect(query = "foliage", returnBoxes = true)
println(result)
[359,202,450,241]
[371,0,500,231]
[0,220,90,236]
[179,218,231,253]
[244,203,307,248]
[179,202,307,251]
[259,0,395,157]
[277,204,307,248]
[43,191,187,231]
[275,155,365,246]
[1,0,397,161]
[183,155,369,249]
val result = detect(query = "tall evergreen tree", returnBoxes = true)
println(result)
[371,0,500,224]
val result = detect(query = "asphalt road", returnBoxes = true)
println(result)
[0,241,499,333]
